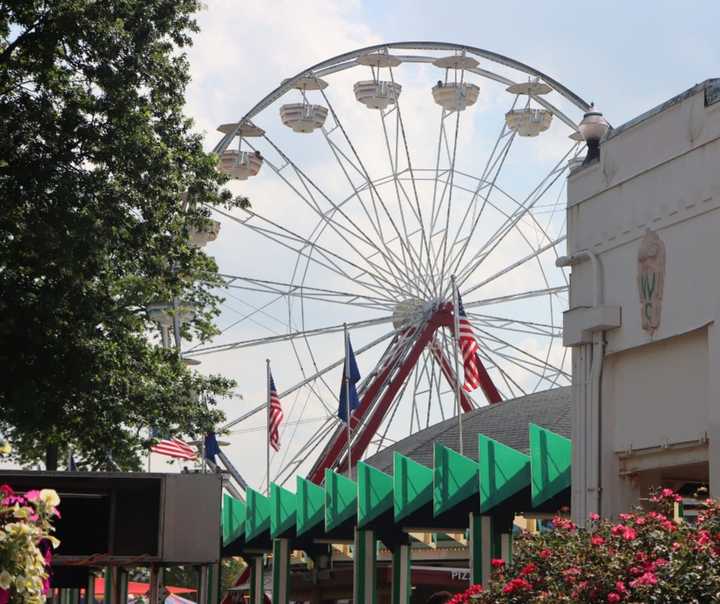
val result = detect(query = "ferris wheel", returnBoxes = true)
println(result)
[187,42,592,490]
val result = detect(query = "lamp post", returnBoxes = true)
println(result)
[579,105,610,165]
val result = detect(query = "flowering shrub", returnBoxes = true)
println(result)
[0,443,61,603]
[460,489,720,603]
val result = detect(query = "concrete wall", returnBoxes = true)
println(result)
[567,80,720,521]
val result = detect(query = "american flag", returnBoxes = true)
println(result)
[457,293,482,392]
[150,437,198,461]
[269,374,284,452]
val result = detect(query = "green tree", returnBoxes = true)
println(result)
[0,0,245,469]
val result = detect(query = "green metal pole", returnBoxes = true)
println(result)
[469,513,499,586]
[390,542,411,604]
[249,557,264,604]
[353,528,377,604]
[272,539,291,604]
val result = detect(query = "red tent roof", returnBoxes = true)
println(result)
[94,577,196,596]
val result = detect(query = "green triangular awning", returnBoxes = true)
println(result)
[222,493,246,546]
[433,443,479,516]
[529,423,572,508]
[393,452,433,522]
[245,488,271,542]
[357,461,393,528]
[296,476,324,536]
[270,483,297,538]
[478,434,530,514]
[324,469,357,532]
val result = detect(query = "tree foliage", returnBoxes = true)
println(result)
[0,0,244,469]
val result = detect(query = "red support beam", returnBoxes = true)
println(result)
[340,309,454,473]
[306,334,402,484]
[306,303,502,483]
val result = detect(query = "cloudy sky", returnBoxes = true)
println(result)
[161,1,720,489]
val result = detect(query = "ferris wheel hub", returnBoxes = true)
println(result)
[392,298,435,329]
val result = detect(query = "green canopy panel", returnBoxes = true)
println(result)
[478,434,530,514]
[222,493,246,546]
[270,483,297,538]
[529,423,572,508]
[245,488,271,542]
[296,477,325,536]
[433,443,479,516]
[357,461,393,528]
[324,469,357,532]
[393,453,433,522]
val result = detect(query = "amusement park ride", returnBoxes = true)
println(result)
[182,42,605,494]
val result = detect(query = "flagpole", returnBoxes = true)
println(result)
[451,275,464,456]
[266,358,271,496]
[344,323,352,478]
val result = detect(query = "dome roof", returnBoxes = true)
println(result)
[364,387,571,474]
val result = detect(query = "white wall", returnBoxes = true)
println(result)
[567,80,720,520]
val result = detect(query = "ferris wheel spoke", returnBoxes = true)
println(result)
[218,328,399,433]
[246,138,410,294]
[454,144,578,292]
[377,106,435,295]
[460,234,566,298]
[386,63,434,290]
[467,313,563,338]
[463,285,568,309]
[475,329,570,380]
[186,315,394,356]
[319,90,430,296]
[273,418,338,487]
[442,111,518,283]
[221,274,396,311]
[215,204,405,299]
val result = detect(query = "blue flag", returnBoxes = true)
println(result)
[338,335,361,423]
[204,432,221,464]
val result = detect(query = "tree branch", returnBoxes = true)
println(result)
[0,14,50,66]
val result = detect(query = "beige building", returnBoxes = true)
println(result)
[564,79,720,523]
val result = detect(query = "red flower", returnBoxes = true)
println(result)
[589,512,600,521]
[607,593,622,603]
[520,563,538,576]
[539,548,552,559]
[591,534,605,546]
[491,558,505,568]
[502,578,532,594]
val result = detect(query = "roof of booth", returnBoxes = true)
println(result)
[364,386,571,474]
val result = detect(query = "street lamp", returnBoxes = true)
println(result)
[579,105,610,165]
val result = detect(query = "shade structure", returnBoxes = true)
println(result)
[93,577,195,596]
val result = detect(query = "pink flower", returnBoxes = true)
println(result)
[25,489,40,502]
[622,527,637,541]
[591,535,605,546]
[607,593,621,603]
[615,581,627,594]
[630,572,658,588]
[539,548,552,559]
[590,513,600,521]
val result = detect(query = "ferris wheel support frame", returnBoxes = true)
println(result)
[307,304,499,483]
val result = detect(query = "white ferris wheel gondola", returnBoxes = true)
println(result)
[431,82,480,112]
[505,108,554,137]
[354,80,402,110]
[215,121,265,180]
